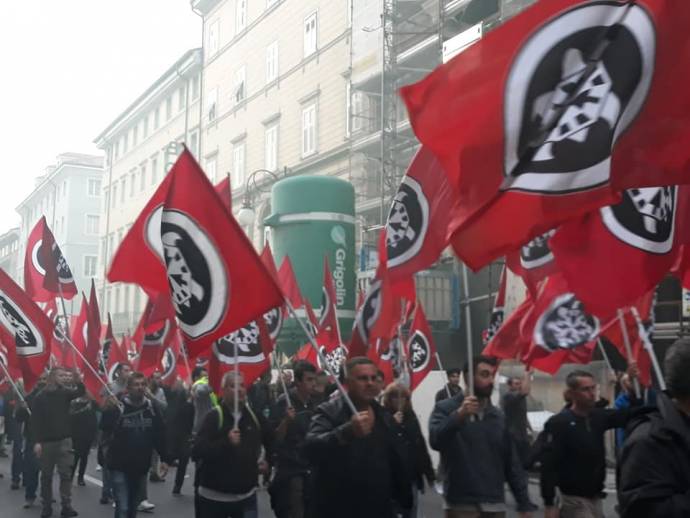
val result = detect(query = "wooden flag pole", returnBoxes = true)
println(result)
[57,284,75,367]
[617,308,642,399]
[629,306,667,391]
[232,341,241,431]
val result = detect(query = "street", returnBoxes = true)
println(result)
[0,450,621,517]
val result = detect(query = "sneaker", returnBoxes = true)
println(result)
[96,465,102,472]
[172,487,181,495]
[137,500,156,512]
[23,498,36,509]
[77,478,85,486]
[99,497,110,505]
[60,508,78,518]
[40,508,52,518]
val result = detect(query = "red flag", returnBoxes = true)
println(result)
[386,147,453,284]
[406,304,437,392]
[367,334,399,387]
[24,217,77,302]
[161,150,284,358]
[82,282,106,400]
[214,176,232,214]
[0,268,53,392]
[277,256,303,309]
[319,257,342,347]
[551,186,689,318]
[209,318,272,393]
[68,297,89,371]
[133,299,175,377]
[520,274,603,374]
[402,0,690,270]
[483,294,535,361]
[506,230,558,297]
[103,314,127,384]
[107,173,173,294]
[160,332,182,386]
[484,266,508,344]
[294,326,343,374]
[260,245,285,344]
[0,332,21,381]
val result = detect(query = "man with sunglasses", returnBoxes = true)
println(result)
[305,357,412,518]
[541,364,640,518]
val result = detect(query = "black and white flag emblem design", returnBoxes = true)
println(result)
[409,331,431,373]
[504,2,655,193]
[386,177,430,267]
[214,321,265,365]
[534,293,600,351]
[0,293,44,356]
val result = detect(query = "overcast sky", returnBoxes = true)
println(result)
[0,1,199,231]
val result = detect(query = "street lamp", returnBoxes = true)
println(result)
[236,168,282,226]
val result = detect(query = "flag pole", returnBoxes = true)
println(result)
[57,284,75,367]
[284,299,358,415]
[0,361,30,414]
[177,330,193,387]
[596,338,615,377]
[272,349,292,408]
[629,306,667,391]
[55,326,117,400]
[461,264,474,397]
[232,341,241,431]
[434,352,452,400]
[617,308,642,399]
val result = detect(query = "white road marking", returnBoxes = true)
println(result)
[83,474,103,488]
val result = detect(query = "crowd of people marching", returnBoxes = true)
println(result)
[1,338,690,518]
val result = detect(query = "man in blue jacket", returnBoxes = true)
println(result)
[429,355,536,518]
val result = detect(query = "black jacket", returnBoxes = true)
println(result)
[429,394,535,512]
[165,387,194,459]
[100,395,169,475]
[435,384,463,403]
[192,402,272,495]
[618,392,690,517]
[269,388,317,479]
[304,397,413,518]
[540,405,633,505]
[69,397,98,449]
[387,408,435,491]
[31,382,85,443]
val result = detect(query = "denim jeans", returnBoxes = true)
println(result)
[9,422,23,483]
[23,439,39,500]
[102,468,113,501]
[111,471,145,518]
[196,493,258,518]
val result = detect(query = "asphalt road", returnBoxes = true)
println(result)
[0,451,620,517]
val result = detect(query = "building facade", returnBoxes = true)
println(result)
[16,153,104,315]
[0,228,21,283]
[93,48,202,333]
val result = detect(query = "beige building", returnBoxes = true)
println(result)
[93,48,202,332]
[0,228,21,283]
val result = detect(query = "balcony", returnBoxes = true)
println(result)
[190,0,221,16]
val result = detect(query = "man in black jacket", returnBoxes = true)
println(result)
[192,370,272,517]
[305,356,413,518]
[435,368,463,403]
[618,338,690,517]
[541,364,639,518]
[430,355,535,518]
[269,360,318,518]
[101,372,169,518]
[31,367,85,518]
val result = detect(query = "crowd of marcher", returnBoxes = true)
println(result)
[1,338,690,518]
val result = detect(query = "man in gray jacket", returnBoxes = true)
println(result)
[429,355,536,518]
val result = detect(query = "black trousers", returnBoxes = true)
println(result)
[173,453,190,491]
[71,442,91,480]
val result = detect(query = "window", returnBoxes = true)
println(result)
[178,86,186,111]
[166,96,173,120]
[234,65,246,105]
[154,106,160,129]
[133,125,138,146]
[85,215,100,235]
[130,172,136,196]
[140,163,147,191]
[232,141,246,189]
[206,156,218,181]
[301,103,317,157]
[190,131,199,158]
[265,123,278,171]
[191,75,200,100]
[108,234,114,263]
[208,19,220,56]
[115,287,120,314]
[304,12,317,57]
[103,188,109,211]
[84,255,97,277]
[143,116,149,138]
[87,178,101,197]
[114,140,120,159]
[124,285,130,313]
[151,156,159,185]
[236,0,247,32]
[123,132,129,154]
[207,87,218,122]
[133,288,141,315]
[266,40,279,83]
[267,0,279,7]
[120,178,126,203]
[112,183,117,208]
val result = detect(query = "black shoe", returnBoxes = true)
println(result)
[77,478,85,486]
[23,498,36,509]
[10,480,20,490]
[149,473,164,483]
[99,497,110,505]
[172,487,181,495]
[60,507,78,517]
[40,508,52,518]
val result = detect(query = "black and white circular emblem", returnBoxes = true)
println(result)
[0,292,44,356]
[161,209,227,339]
[263,307,283,341]
[408,331,431,373]
[214,321,264,365]
[486,307,505,342]
[52,314,67,343]
[534,293,600,351]
[504,2,655,193]
[51,243,75,285]
[521,230,555,270]
[601,186,677,254]
[143,321,170,347]
[317,345,347,374]
[386,177,430,268]
[161,347,176,379]
[357,281,382,342]
[107,362,124,384]
[99,338,112,374]
[145,206,164,260]
[31,239,47,276]
[318,287,332,327]
[0,349,7,369]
